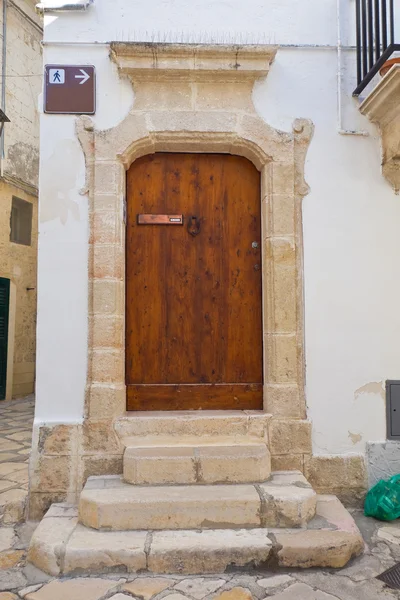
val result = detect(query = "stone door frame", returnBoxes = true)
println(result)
[77,43,313,427]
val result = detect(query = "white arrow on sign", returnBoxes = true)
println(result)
[75,69,90,85]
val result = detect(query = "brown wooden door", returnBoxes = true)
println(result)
[126,153,263,411]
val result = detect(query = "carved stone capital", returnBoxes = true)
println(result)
[360,65,400,192]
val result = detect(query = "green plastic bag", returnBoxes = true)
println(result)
[364,474,400,521]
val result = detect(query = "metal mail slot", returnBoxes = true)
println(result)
[137,214,184,225]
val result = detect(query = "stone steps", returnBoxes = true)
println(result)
[79,472,317,531]
[28,495,364,576]
[123,440,271,485]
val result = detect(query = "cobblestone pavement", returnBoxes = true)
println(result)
[1,397,400,599]
[0,396,34,527]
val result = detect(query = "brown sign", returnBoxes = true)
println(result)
[44,65,96,115]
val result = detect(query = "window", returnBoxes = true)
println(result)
[10,197,32,246]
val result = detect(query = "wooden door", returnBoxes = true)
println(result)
[126,153,263,410]
[0,278,10,401]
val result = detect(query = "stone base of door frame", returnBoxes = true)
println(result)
[27,414,365,575]
[27,413,367,521]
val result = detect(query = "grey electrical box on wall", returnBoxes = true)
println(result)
[386,381,400,440]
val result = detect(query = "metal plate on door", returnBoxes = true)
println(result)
[137,214,183,225]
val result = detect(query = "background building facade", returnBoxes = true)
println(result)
[0,0,42,401]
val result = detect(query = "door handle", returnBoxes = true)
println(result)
[187,215,201,237]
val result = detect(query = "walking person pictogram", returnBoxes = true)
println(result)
[49,68,65,85]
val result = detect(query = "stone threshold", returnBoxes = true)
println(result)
[114,411,272,444]
[28,495,364,576]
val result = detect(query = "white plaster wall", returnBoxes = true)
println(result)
[34,46,132,423]
[257,49,400,455]
[36,0,400,454]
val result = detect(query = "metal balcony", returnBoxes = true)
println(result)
[353,0,400,96]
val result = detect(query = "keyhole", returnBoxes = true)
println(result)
[188,215,201,236]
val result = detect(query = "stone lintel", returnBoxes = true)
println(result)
[110,42,278,82]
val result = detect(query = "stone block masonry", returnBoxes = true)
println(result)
[0,1,41,401]
[0,181,38,400]
[2,1,42,189]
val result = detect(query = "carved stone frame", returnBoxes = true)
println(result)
[79,42,313,420]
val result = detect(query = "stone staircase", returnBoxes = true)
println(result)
[27,411,364,576]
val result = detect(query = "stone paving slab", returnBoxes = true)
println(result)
[214,589,252,600]
[173,577,225,598]
[24,578,124,600]
[122,577,172,598]
[268,583,339,599]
